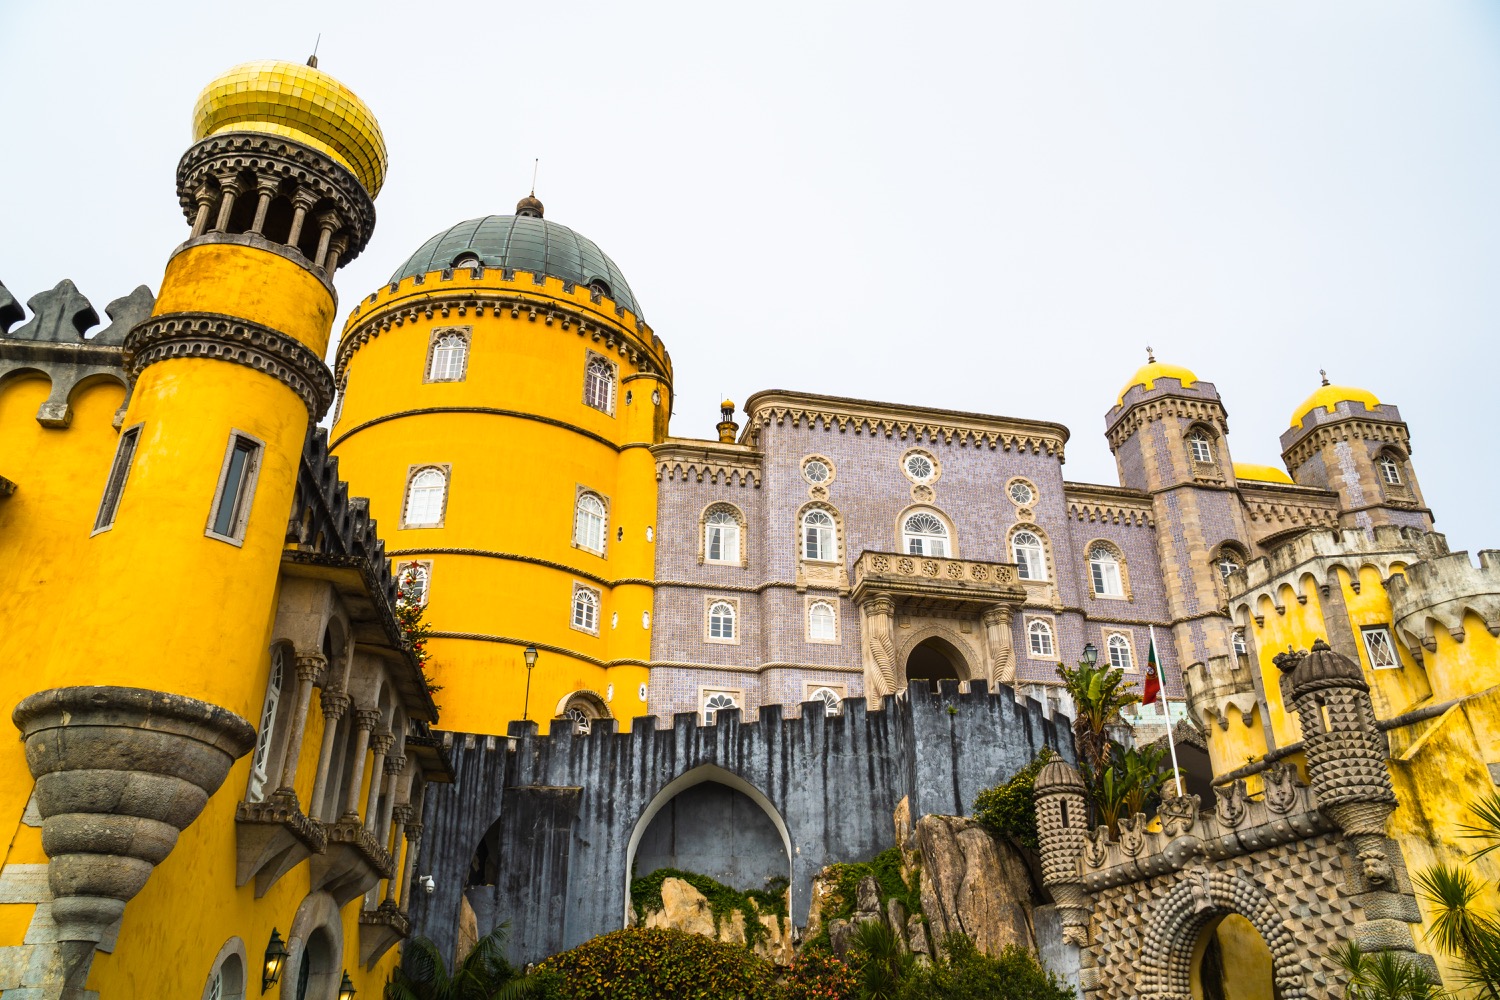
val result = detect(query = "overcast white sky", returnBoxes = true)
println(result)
[3,1,1496,554]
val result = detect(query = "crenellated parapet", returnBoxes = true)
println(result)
[1182,653,1261,734]
[0,278,153,427]
[1387,549,1500,652]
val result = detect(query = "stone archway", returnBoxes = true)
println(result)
[1137,868,1306,1000]
[901,630,975,690]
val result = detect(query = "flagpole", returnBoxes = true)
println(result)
[1150,624,1185,798]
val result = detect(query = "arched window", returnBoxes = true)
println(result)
[453,253,481,269]
[1089,544,1123,597]
[202,946,246,1000]
[1217,554,1242,581]
[1027,619,1055,658]
[902,511,949,556]
[1378,454,1403,486]
[809,686,843,716]
[1188,431,1214,465]
[427,332,468,382]
[396,563,430,607]
[1012,530,1046,581]
[704,506,741,563]
[803,509,835,561]
[1233,630,1248,656]
[571,586,599,632]
[246,648,284,803]
[403,467,447,527]
[584,355,615,413]
[808,600,837,641]
[703,692,738,724]
[574,493,607,553]
[1107,633,1134,671]
[708,600,737,640]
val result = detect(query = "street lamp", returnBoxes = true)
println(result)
[338,971,357,1000]
[261,928,289,993]
[1082,642,1098,667]
[522,644,539,721]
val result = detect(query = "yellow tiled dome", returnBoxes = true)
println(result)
[1118,360,1198,403]
[192,60,387,197]
[1290,384,1380,429]
[1233,462,1294,485]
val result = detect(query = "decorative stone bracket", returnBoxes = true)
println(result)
[310,819,392,906]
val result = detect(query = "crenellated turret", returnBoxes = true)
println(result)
[1034,759,1091,947]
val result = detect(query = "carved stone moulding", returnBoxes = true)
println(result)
[235,790,328,898]
[11,686,256,948]
[310,818,393,906]
[358,903,411,969]
[124,311,336,419]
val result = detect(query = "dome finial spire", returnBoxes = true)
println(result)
[1320,368,1329,386]
[517,159,544,218]
[307,33,320,68]
[1146,345,1155,363]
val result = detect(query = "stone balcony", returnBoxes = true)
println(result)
[359,901,411,968]
[310,818,393,906]
[235,791,328,898]
[851,551,1027,615]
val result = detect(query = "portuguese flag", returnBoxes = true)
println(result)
[1141,635,1161,706]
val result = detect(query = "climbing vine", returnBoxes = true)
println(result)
[395,568,441,700]
[630,868,788,949]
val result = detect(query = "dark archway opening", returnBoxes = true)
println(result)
[905,636,967,690]
[634,780,788,891]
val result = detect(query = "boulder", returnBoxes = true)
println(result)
[908,914,931,957]
[856,875,881,914]
[804,865,840,942]
[828,917,855,960]
[914,813,1036,957]
[644,877,717,938]
[888,899,910,953]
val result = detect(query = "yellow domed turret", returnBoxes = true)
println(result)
[1117,349,1198,403]
[1233,462,1294,485]
[192,59,387,196]
[1290,373,1380,429]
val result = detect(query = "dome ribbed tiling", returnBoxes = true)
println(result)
[392,215,643,320]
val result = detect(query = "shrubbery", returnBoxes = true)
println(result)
[896,935,1074,1000]
[804,847,922,951]
[540,927,783,1000]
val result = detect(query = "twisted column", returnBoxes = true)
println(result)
[982,604,1017,687]
[341,710,381,821]
[308,689,349,821]
[274,652,325,800]
[863,593,898,697]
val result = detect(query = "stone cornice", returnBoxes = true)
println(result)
[1105,395,1229,451]
[1064,482,1155,527]
[336,272,669,385]
[1282,417,1412,471]
[743,389,1068,459]
[652,438,763,487]
[1236,481,1341,534]
[124,311,335,418]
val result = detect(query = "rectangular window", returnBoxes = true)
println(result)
[1362,626,1400,669]
[93,424,142,532]
[206,432,264,544]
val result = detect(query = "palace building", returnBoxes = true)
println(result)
[1,55,1494,1000]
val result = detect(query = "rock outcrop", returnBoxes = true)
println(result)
[641,876,794,964]
[914,813,1036,956]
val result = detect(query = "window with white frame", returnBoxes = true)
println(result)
[396,562,431,607]
[807,600,837,642]
[1013,530,1046,581]
[94,423,143,532]
[808,686,843,716]
[803,508,835,561]
[903,511,949,556]
[702,691,739,724]
[1107,633,1134,671]
[1188,431,1214,465]
[426,330,469,382]
[1233,630,1248,656]
[574,492,607,553]
[571,585,600,633]
[707,600,737,641]
[1217,553,1243,582]
[1027,619,1055,658]
[1362,625,1401,669]
[246,647,284,803]
[1089,544,1123,597]
[1378,454,1403,486]
[207,432,264,544]
[583,354,615,414]
[704,505,741,564]
[403,466,448,528]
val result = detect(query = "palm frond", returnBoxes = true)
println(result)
[1459,790,1500,861]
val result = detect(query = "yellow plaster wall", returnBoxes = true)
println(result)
[331,271,669,735]
[1191,913,1276,1000]
[155,242,337,355]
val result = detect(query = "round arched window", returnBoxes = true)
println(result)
[902,511,949,557]
[1012,531,1046,581]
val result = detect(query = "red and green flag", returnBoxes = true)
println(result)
[1141,635,1161,705]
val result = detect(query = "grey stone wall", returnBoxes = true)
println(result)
[409,681,1070,965]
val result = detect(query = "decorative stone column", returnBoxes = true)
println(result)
[382,804,412,906]
[212,176,242,233]
[248,178,278,235]
[861,593,898,698]
[375,754,406,836]
[362,733,394,828]
[13,687,255,988]
[286,190,318,250]
[313,211,340,269]
[341,709,381,821]
[309,688,350,821]
[1034,760,1092,948]
[189,185,217,238]
[324,234,349,274]
[982,604,1017,688]
[398,821,423,911]
[274,652,325,802]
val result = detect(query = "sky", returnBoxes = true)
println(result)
[2,1,1497,554]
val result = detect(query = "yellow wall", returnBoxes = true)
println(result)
[1190,914,1276,1000]
[331,270,670,735]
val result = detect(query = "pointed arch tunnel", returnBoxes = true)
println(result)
[623,764,793,927]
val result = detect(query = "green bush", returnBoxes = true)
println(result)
[630,868,788,948]
[972,748,1055,851]
[539,927,783,1000]
[896,935,1075,1000]
[782,948,858,1000]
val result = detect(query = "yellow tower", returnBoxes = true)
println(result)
[331,197,671,735]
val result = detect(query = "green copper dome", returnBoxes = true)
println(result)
[391,210,643,320]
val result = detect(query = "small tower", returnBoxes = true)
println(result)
[716,399,739,443]
[1280,374,1431,533]
[1276,639,1398,885]
[1034,759,1091,946]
